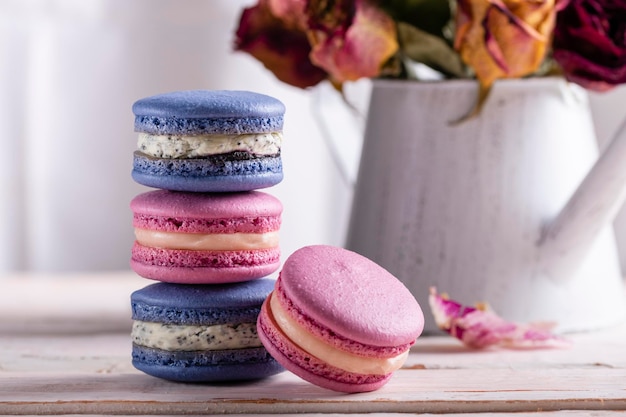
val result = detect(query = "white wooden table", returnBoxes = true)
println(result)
[1,272,625,415]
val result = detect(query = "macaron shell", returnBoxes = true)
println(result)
[132,345,283,382]
[273,278,408,358]
[257,298,391,393]
[131,279,277,323]
[132,153,283,192]
[132,90,285,119]
[132,167,283,193]
[131,189,282,222]
[280,245,424,347]
[130,254,280,284]
[132,90,285,135]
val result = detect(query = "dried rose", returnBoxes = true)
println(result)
[306,0,399,85]
[553,0,626,92]
[454,0,559,94]
[234,0,327,88]
[429,287,571,349]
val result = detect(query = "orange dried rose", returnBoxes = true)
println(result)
[455,0,559,91]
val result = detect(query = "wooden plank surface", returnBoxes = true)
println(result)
[2,367,625,415]
[1,328,625,415]
[1,272,625,415]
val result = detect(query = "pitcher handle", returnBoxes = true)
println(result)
[310,81,371,188]
[539,108,626,283]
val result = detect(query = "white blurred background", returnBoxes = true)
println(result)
[1,0,625,274]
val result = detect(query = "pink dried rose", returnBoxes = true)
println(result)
[428,287,571,349]
[553,0,626,92]
[306,0,399,85]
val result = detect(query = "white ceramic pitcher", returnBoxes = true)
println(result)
[321,77,626,333]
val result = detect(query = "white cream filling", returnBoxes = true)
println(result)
[132,321,262,351]
[134,229,279,251]
[269,293,408,375]
[137,132,282,159]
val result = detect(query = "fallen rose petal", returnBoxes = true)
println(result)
[429,287,572,349]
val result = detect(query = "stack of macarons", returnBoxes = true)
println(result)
[128,90,286,382]
[127,89,425,392]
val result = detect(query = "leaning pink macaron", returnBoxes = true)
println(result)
[130,190,282,284]
[257,245,424,393]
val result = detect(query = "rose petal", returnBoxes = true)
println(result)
[428,287,572,350]
[267,0,308,29]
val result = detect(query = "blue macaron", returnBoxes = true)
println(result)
[132,90,285,192]
[130,279,284,382]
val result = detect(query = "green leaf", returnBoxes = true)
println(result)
[377,0,451,38]
[397,22,467,78]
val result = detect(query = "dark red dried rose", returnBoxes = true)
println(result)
[553,0,626,91]
[234,0,327,89]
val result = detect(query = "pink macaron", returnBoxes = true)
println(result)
[257,245,424,393]
[130,190,282,284]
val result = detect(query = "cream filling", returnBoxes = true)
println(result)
[132,321,262,351]
[135,229,279,251]
[269,293,408,375]
[137,132,282,159]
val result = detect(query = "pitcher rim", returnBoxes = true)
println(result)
[371,76,573,91]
